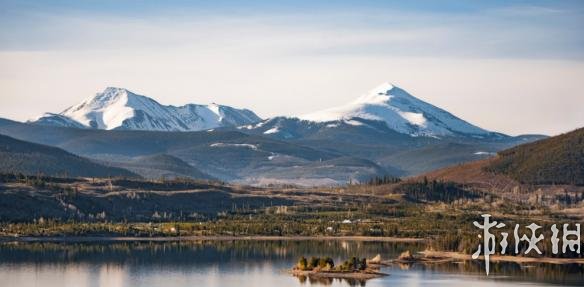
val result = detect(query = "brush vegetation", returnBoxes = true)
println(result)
[486,128,584,185]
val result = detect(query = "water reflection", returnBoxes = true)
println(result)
[0,240,581,287]
[295,275,368,287]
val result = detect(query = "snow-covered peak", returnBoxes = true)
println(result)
[353,82,395,105]
[299,82,398,123]
[74,87,134,110]
[299,83,489,137]
[104,86,128,94]
[32,87,261,131]
[99,86,129,99]
[61,87,146,130]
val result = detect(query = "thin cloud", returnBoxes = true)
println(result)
[0,5,582,60]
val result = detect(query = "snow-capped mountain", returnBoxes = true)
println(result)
[299,83,490,137]
[3,82,546,184]
[242,83,496,140]
[30,87,261,131]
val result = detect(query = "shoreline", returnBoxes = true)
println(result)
[0,235,427,243]
[420,250,584,265]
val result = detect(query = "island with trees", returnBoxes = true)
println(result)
[290,255,388,281]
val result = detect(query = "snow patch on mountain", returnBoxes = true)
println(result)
[474,151,496,156]
[264,127,280,134]
[343,119,365,126]
[210,143,259,150]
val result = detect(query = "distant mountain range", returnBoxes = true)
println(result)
[31,87,261,131]
[1,83,548,185]
[30,84,500,138]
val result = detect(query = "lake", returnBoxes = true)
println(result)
[0,240,582,286]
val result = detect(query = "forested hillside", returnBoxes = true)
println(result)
[0,134,137,178]
[486,128,584,185]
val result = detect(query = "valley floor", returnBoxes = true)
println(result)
[1,174,583,259]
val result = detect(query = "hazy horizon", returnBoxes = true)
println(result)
[1,0,583,136]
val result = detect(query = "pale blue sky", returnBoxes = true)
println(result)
[0,0,583,135]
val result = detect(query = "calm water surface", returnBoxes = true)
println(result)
[0,240,582,287]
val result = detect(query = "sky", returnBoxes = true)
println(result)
[0,0,583,136]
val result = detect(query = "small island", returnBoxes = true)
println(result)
[290,256,388,281]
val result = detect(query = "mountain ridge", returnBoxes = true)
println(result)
[30,87,261,131]
[420,127,584,187]
[28,83,504,139]
[486,127,584,185]
[2,82,551,185]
